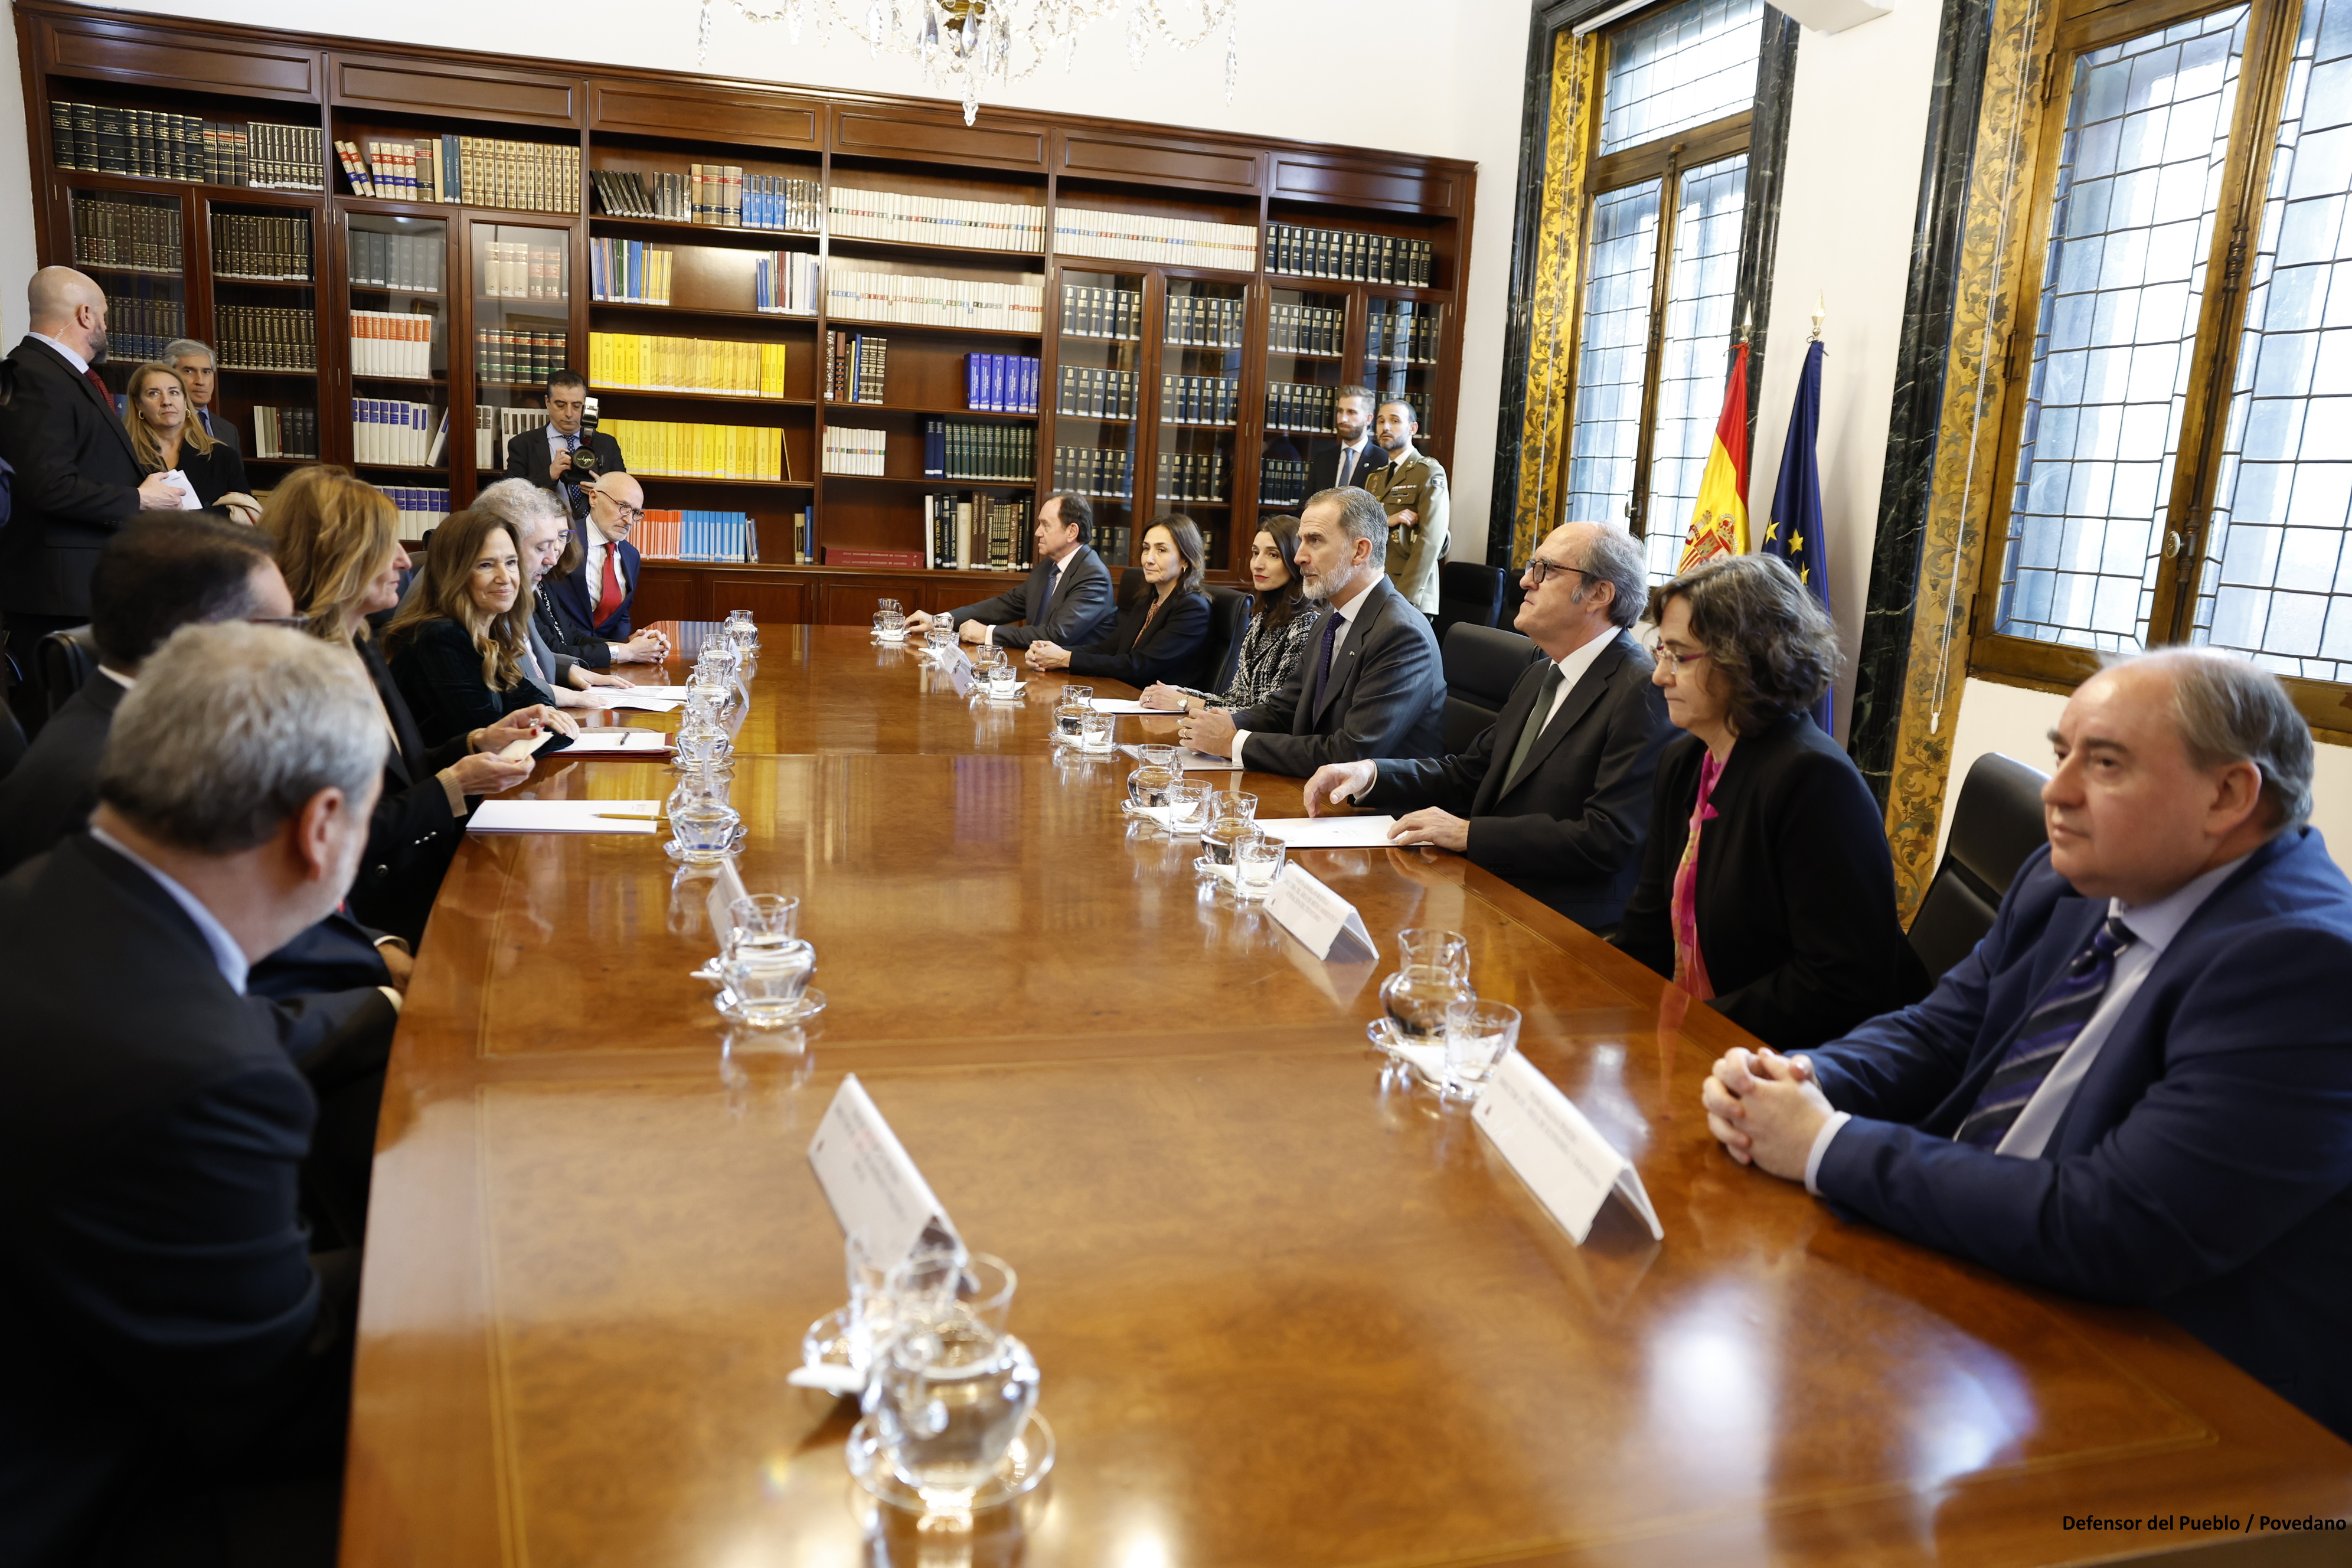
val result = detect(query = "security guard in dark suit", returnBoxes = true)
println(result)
[1363,399,1449,613]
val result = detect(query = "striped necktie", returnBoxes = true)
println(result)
[1955,914,2135,1149]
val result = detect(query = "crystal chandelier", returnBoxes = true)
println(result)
[700,0,1241,125]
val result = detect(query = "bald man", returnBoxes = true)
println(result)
[0,268,181,718]
[546,471,666,667]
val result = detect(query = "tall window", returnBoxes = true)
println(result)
[1976,0,2352,727]
[1562,0,1768,582]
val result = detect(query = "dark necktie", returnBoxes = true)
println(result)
[1337,446,1354,488]
[564,434,589,521]
[1955,915,2136,1149]
[1308,608,1345,715]
[1500,663,1567,794]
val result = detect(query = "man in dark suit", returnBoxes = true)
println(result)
[504,368,626,527]
[544,471,668,668]
[1302,384,1388,494]
[1301,521,1672,930]
[907,492,1116,652]
[1179,487,1444,778]
[169,336,242,455]
[1702,649,2352,1439]
[0,622,388,1564]
[0,267,182,714]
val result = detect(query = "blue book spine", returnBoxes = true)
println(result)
[966,354,977,412]
[924,418,945,478]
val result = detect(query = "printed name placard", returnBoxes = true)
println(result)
[1266,863,1377,961]
[1474,1053,1663,1245]
[807,1074,959,1266]
[946,656,975,697]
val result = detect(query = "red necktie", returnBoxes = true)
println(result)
[596,545,625,624]
[84,367,112,403]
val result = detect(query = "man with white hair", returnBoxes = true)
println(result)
[0,623,388,1562]
[166,336,240,455]
[1702,648,2352,1440]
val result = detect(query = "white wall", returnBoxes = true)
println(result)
[0,0,1530,556]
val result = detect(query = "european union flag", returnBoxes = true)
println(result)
[1762,338,1832,733]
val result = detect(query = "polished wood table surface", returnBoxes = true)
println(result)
[344,625,2352,1568]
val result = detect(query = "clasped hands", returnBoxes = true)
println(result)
[1700,1047,1835,1182]
[1301,761,1469,852]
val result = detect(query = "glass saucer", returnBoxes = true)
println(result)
[846,1410,1054,1512]
[1193,858,1234,881]
[717,988,826,1027]
[664,825,748,863]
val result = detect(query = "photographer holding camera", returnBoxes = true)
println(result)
[505,369,625,526]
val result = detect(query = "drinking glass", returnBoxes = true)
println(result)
[878,598,903,615]
[1125,755,1175,811]
[1079,710,1115,753]
[1233,832,1286,900]
[1201,792,1260,866]
[886,1250,1017,1335]
[873,611,889,639]
[719,935,814,1027]
[665,766,729,819]
[1397,927,1472,982]
[726,893,801,955]
[988,660,1020,700]
[1053,695,1089,742]
[1378,963,1474,1049]
[670,798,743,864]
[1163,779,1210,838]
[1441,999,1522,1102]
[673,718,731,770]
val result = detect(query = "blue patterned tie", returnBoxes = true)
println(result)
[1955,915,2135,1149]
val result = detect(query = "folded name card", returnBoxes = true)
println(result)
[807,1074,960,1266]
[1474,1054,1662,1246]
[1266,863,1376,960]
[947,658,975,697]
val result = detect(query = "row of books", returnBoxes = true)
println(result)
[827,270,1045,334]
[924,420,1035,482]
[1059,284,1144,341]
[475,406,550,470]
[1056,366,1139,420]
[1270,302,1345,358]
[251,406,320,460]
[1054,445,1134,499]
[1162,373,1240,426]
[755,251,821,315]
[1266,381,1339,433]
[589,240,673,305]
[211,213,312,282]
[599,417,785,481]
[481,240,566,301]
[1155,450,1229,504]
[822,427,888,476]
[334,135,580,213]
[103,295,184,362]
[382,486,452,530]
[70,195,182,275]
[1054,205,1257,272]
[219,306,316,372]
[589,332,790,398]
[352,312,436,380]
[966,354,1040,414]
[1165,293,1246,349]
[591,168,822,233]
[825,333,887,404]
[827,188,1046,254]
[1367,302,1443,365]
[1268,223,1436,287]
[635,510,762,563]
[927,494,1035,571]
[1259,456,1311,507]
[352,399,447,467]
[49,102,322,190]
[475,328,567,386]
[352,230,446,294]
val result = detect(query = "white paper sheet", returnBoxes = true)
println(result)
[613,685,692,700]
[1084,697,1161,714]
[1256,815,1400,848]
[596,692,687,713]
[556,729,673,755]
[468,799,663,833]
[1116,744,1246,772]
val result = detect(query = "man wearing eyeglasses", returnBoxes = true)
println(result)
[1302,520,1671,930]
[546,471,667,668]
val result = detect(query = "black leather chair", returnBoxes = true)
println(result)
[1440,623,1544,754]
[1908,752,2053,983]
[1498,571,1527,633]
[1118,566,1146,610]
[36,625,100,720]
[1202,587,1249,695]
[0,685,25,784]
[1433,562,1507,648]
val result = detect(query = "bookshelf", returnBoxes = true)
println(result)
[16,0,1473,623]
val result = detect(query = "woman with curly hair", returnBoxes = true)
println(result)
[1613,553,1926,1049]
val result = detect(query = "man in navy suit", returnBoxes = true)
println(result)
[1701,649,2352,1439]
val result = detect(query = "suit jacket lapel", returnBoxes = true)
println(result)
[1494,637,1631,805]
[1314,584,1383,725]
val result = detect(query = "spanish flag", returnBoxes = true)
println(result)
[1674,342,1751,573]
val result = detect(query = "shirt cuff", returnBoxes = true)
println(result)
[378,986,404,1014]
[982,624,994,646]
[1804,1111,1852,1196]
[1229,730,1250,767]
[373,935,411,955]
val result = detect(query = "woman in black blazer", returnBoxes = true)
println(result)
[1024,514,1213,689]
[381,505,569,751]
[263,466,561,942]
[1613,553,1928,1051]
[124,361,257,522]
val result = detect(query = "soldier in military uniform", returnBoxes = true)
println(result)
[1364,398,1448,613]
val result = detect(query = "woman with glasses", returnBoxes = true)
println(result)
[262,466,566,940]
[382,506,577,750]
[1024,514,1214,690]
[1136,515,1316,714]
[1613,553,1926,1050]
[122,361,259,524]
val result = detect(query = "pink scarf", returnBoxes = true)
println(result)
[1670,749,1724,999]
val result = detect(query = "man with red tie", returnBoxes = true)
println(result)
[0,268,183,721]
[547,471,666,668]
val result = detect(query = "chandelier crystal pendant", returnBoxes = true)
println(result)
[701,0,1240,125]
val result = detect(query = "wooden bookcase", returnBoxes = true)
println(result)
[14,0,1475,624]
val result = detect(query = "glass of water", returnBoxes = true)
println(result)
[1079,709,1115,753]
[1201,792,1259,867]
[1164,779,1211,838]
[1441,999,1522,1102]
[988,660,1020,700]
[719,935,814,1027]
[726,893,800,954]
[1233,832,1286,900]
[868,1305,1040,1507]
[1053,688,1090,742]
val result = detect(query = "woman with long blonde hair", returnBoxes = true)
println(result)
[122,361,258,523]
[262,467,561,940]
[381,506,564,750]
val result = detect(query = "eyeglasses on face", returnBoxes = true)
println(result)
[1523,556,1590,588]
[612,506,645,526]
[1654,644,1711,674]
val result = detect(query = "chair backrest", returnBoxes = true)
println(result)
[1498,571,1527,633]
[1433,561,1507,646]
[1203,587,1249,694]
[1908,752,2053,983]
[35,626,100,720]
[0,683,25,785]
[1440,622,1544,754]
[1118,566,1146,611]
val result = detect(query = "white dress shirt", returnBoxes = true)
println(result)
[1805,850,2253,1191]
[89,824,250,995]
[28,330,90,375]
[583,515,616,613]
[1230,574,1376,769]
[1533,623,1622,734]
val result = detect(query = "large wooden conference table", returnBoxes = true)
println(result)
[344,623,2352,1567]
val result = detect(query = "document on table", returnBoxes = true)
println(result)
[1116,743,1245,772]
[558,728,673,754]
[468,799,663,833]
[597,691,687,712]
[1086,697,1161,714]
[1256,815,1400,848]
[613,685,692,700]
